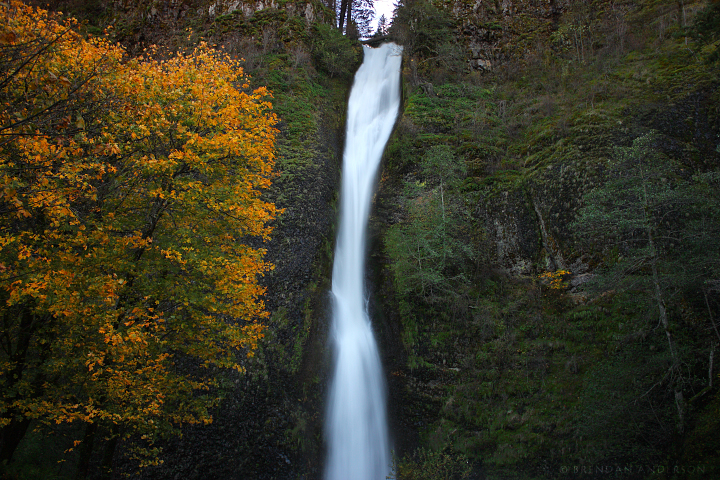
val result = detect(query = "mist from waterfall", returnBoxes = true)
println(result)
[324,42,403,480]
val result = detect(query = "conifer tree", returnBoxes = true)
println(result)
[572,132,720,433]
[376,14,389,36]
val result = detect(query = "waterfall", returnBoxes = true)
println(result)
[325,42,403,480]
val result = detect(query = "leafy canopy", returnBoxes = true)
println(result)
[0,0,279,464]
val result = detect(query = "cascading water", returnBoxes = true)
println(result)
[325,42,403,480]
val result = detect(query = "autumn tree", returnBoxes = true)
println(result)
[0,0,279,472]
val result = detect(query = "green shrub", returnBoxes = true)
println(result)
[389,447,471,480]
[309,24,361,78]
[689,2,720,63]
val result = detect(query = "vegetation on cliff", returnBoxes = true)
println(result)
[378,0,720,478]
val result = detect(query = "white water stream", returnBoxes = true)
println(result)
[325,43,403,480]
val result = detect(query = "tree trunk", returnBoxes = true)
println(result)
[0,309,40,464]
[650,253,675,358]
[100,425,120,479]
[0,417,31,464]
[74,422,97,480]
[643,175,684,432]
[649,227,685,432]
[675,388,685,433]
[710,343,715,389]
[705,290,720,343]
[338,0,352,34]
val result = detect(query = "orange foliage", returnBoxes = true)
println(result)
[539,270,571,290]
[0,0,278,460]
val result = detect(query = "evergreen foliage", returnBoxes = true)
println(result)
[389,447,471,480]
[572,131,720,436]
[689,1,720,63]
[376,14,389,37]
[380,0,720,477]
[389,0,464,76]
[350,0,375,39]
[310,23,362,78]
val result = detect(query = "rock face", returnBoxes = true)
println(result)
[41,0,326,40]
[106,0,198,21]
[476,189,539,275]
[432,0,568,69]
[207,0,319,25]
[472,88,720,277]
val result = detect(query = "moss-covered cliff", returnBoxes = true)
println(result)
[376,0,720,478]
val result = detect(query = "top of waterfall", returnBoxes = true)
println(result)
[361,35,397,47]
